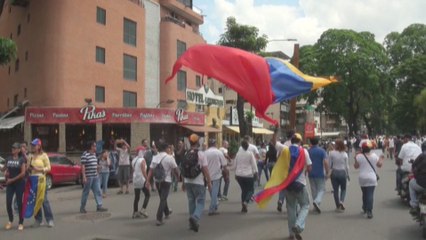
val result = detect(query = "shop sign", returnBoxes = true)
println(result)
[305,122,316,139]
[229,106,263,128]
[175,108,188,123]
[80,105,106,122]
[186,86,224,107]
[25,107,205,125]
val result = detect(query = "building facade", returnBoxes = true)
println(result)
[0,0,208,154]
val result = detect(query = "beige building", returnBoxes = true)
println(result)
[0,0,209,153]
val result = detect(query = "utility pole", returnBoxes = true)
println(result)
[289,43,299,131]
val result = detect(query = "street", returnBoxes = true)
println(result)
[0,155,423,240]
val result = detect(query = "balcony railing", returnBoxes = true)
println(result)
[162,15,185,28]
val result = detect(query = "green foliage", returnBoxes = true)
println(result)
[299,29,390,136]
[228,140,239,159]
[385,24,426,134]
[414,88,426,132]
[0,38,17,65]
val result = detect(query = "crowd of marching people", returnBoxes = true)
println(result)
[1,131,425,240]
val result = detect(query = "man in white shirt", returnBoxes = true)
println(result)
[146,141,179,226]
[182,134,212,233]
[204,138,228,215]
[398,134,422,173]
[284,133,312,240]
[388,137,395,160]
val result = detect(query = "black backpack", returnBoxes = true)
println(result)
[153,156,167,182]
[180,149,202,179]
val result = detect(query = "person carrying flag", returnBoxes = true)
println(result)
[284,133,312,240]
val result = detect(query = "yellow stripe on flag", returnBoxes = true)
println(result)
[34,175,46,215]
[258,147,290,209]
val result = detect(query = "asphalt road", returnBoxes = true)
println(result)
[0,153,423,240]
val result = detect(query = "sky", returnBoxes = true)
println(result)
[193,0,426,55]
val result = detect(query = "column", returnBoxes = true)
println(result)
[58,123,66,153]
[24,122,32,144]
[131,122,150,151]
[96,123,102,142]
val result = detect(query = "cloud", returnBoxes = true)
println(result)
[199,0,426,55]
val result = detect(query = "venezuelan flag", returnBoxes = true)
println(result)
[22,175,46,218]
[165,44,336,125]
[254,146,306,208]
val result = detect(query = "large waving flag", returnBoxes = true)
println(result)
[22,175,46,218]
[165,44,336,124]
[254,146,306,208]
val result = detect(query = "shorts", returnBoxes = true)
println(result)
[118,165,131,184]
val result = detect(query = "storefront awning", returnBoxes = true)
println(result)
[0,116,25,130]
[223,125,240,133]
[182,125,222,133]
[252,127,274,135]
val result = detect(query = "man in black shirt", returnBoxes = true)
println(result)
[409,153,426,214]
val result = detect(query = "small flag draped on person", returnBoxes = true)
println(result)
[22,175,46,218]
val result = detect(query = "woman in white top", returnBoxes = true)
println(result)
[328,139,349,211]
[354,140,384,219]
[132,150,150,219]
[233,140,258,213]
[98,150,110,197]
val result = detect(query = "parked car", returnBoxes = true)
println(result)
[0,155,5,184]
[46,153,82,189]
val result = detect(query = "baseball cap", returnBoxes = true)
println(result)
[11,142,21,149]
[189,134,199,143]
[293,133,302,140]
[31,138,42,146]
[361,140,373,149]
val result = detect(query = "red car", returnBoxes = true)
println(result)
[45,153,82,189]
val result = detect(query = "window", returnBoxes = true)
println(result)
[177,71,187,91]
[177,40,186,59]
[25,51,28,61]
[13,94,18,106]
[15,59,19,72]
[96,47,105,64]
[195,75,201,87]
[218,87,223,94]
[177,100,187,109]
[123,91,137,107]
[17,24,21,36]
[96,7,106,25]
[123,18,137,46]
[95,86,105,103]
[123,54,137,80]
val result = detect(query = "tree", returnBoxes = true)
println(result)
[414,88,426,133]
[217,17,268,137]
[299,29,390,136]
[384,24,426,134]
[0,38,17,65]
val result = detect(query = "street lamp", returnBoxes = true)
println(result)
[156,99,174,108]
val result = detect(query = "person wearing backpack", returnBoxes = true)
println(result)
[181,134,212,232]
[145,141,178,226]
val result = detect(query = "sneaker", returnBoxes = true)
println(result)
[32,221,41,228]
[292,226,303,240]
[5,222,12,230]
[367,211,373,219]
[18,224,24,231]
[409,207,419,216]
[339,202,345,211]
[132,212,141,219]
[80,208,87,214]
[221,196,228,201]
[47,220,54,228]
[189,217,199,232]
[241,203,248,213]
[139,210,149,218]
[156,220,164,226]
[117,190,123,195]
[277,202,283,212]
[97,207,108,212]
[165,209,173,219]
[313,202,321,214]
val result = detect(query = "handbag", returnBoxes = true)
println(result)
[363,153,380,181]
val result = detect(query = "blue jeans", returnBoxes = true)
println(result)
[309,177,326,205]
[185,183,206,222]
[35,187,54,223]
[100,172,109,195]
[409,178,425,208]
[80,176,103,210]
[361,186,375,212]
[285,186,310,233]
[257,161,269,185]
[6,180,25,224]
[330,170,347,207]
[278,190,286,205]
[209,179,221,213]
